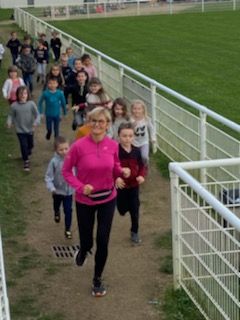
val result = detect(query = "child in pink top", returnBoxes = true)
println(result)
[81,54,97,80]
[2,65,25,104]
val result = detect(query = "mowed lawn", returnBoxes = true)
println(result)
[52,11,240,125]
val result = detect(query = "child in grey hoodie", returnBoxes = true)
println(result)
[45,136,74,239]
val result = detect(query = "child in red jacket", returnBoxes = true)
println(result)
[116,122,146,244]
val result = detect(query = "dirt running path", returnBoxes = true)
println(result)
[1,25,172,319]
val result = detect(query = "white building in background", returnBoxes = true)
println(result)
[0,0,86,8]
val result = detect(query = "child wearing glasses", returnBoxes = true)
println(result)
[130,99,156,165]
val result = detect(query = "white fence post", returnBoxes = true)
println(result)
[137,0,140,15]
[151,83,157,152]
[233,0,236,10]
[65,5,70,19]
[87,3,90,19]
[170,170,181,289]
[119,66,124,97]
[97,55,102,80]
[200,111,207,183]
[0,230,11,320]
[201,0,205,13]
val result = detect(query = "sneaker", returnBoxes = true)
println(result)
[74,249,89,267]
[131,232,142,244]
[92,278,107,297]
[23,160,30,171]
[65,230,72,239]
[45,132,51,140]
[54,213,60,223]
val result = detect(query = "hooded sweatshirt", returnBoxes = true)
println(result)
[45,153,74,196]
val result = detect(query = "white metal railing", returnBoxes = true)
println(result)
[169,158,240,320]
[14,8,240,181]
[5,0,240,16]
[0,230,10,320]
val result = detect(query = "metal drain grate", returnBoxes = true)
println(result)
[52,245,80,258]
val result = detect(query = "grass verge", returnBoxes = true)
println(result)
[51,12,240,127]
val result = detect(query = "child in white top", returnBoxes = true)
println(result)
[0,43,5,68]
[2,65,25,104]
[109,97,129,140]
[130,99,156,165]
[86,77,112,112]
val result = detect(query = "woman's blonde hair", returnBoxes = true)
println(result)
[88,107,112,123]
[130,99,147,118]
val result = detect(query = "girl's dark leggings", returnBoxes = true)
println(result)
[76,198,116,279]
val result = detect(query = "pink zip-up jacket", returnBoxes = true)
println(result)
[62,134,122,205]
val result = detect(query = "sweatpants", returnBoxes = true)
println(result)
[53,194,72,231]
[117,186,140,234]
[17,132,34,161]
[76,198,116,279]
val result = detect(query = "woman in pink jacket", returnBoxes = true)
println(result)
[62,107,130,297]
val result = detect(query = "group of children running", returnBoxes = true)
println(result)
[2,30,157,260]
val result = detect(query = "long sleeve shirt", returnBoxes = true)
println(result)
[62,135,123,205]
[45,153,74,196]
[38,89,66,117]
[7,100,39,133]
[118,144,145,188]
[131,117,156,147]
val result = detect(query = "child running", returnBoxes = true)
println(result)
[38,77,66,140]
[35,39,49,85]
[109,97,129,140]
[86,77,112,111]
[45,136,73,239]
[6,31,21,65]
[81,53,97,80]
[44,64,64,90]
[7,86,39,171]
[2,66,25,105]
[68,70,89,130]
[130,99,156,165]
[115,122,145,244]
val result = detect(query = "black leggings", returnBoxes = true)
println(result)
[76,198,116,279]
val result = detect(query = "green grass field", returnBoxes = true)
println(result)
[52,11,240,125]
[0,9,13,20]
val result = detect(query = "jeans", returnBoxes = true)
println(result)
[17,133,34,161]
[12,53,18,65]
[52,48,61,61]
[22,72,33,93]
[53,194,72,231]
[76,198,116,279]
[117,186,140,233]
[46,116,60,138]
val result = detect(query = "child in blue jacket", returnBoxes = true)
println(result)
[38,77,66,140]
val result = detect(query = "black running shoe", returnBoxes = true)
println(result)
[74,249,88,266]
[92,278,107,297]
[23,160,30,172]
[54,213,60,223]
[45,132,51,140]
